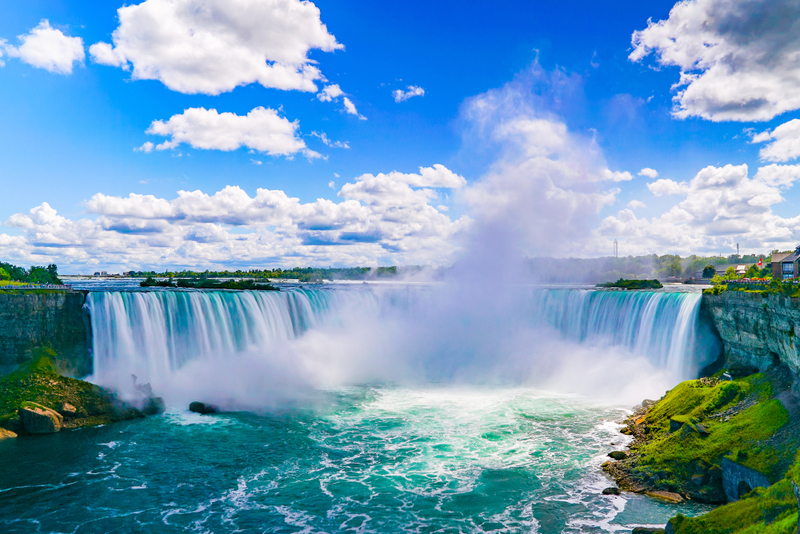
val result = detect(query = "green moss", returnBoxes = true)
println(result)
[668,451,800,533]
[0,348,142,433]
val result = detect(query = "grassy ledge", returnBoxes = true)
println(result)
[604,367,800,531]
[0,348,155,434]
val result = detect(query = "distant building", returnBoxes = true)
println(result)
[772,246,800,280]
[93,272,101,276]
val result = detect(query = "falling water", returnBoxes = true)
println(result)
[87,286,718,393]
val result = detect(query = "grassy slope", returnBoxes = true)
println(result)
[0,348,142,432]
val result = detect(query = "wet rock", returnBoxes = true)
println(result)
[641,399,657,408]
[19,401,63,433]
[728,364,759,379]
[694,423,709,436]
[143,397,166,416]
[645,490,684,503]
[189,401,219,415]
[0,428,17,440]
[602,487,620,495]
[691,474,706,486]
[608,451,627,460]
[58,402,87,418]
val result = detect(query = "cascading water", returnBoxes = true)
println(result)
[87,286,719,396]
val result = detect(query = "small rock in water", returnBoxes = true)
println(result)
[143,397,166,416]
[189,401,219,415]
[608,451,627,460]
[0,428,17,440]
[19,402,63,433]
[602,487,620,495]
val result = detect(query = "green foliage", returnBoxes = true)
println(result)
[0,267,9,281]
[724,266,738,280]
[745,264,760,278]
[176,278,278,291]
[668,450,800,533]
[596,278,663,289]
[131,265,405,283]
[0,262,61,284]
[703,265,717,278]
[634,375,790,495]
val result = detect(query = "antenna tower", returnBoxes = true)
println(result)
[613,239,618,259]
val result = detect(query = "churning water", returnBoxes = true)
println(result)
[0,286,718,532]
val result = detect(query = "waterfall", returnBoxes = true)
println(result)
[86,287,719,397]
[531,289,717,380]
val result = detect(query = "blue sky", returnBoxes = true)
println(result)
[2,0,800,272]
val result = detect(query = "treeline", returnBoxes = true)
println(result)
[129,266,407,283]
[526,253,774,284]
[0,262,61,285]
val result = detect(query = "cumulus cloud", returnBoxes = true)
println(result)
[638,167,659,178]
[753,119,800,162]
[144,107,319,158]
[135,141,154,153]
[3,20,84,74]
[88,0,342,95]
[602,170,634,182]
[1,166,469,270]
[600,163,800,254]
[392,85,425,102]
[627,200,646,210]
[630,0,800,122]
[316,84,344,102]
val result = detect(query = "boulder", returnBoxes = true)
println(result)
[608,451,627,460]
[59,402,87,418]
[0,428,17,440]
[645,490,684,503]
[19,402,63,433]
[189,401,219,415]
[641,399,657,408]
[669,418,685,433]
[143,397,166,416]
[602,487,620,495]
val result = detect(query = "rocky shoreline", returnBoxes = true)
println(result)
[601,362,800,533]
[0,348,163,439]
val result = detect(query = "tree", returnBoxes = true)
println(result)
[702,265,716,278]
[744,264,760,278]
[724,266,738,280]
[0,267,9,281]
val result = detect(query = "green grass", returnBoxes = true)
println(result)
[668,451,800,533]
[627,375,790,498]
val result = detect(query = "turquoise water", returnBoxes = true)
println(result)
[0,387,711,533]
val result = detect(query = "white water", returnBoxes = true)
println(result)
[86,286,718,406]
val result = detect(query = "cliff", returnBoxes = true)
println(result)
[702,291,800,388]
[0,291,92,377]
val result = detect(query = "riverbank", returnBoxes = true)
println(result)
[0,348,162,437]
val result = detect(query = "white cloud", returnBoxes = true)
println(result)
[251,159,262,165]
[342,97,365,119]
[602,170,634,182]
[89,0,342,95]
[328,181,335,189]
[638,167,659,178]
[392,85,425,102]
[600,163,800,255]
[310,131,349,149]
[316,84,344,102]
[647,178,689,196]
[630,0,800,121]
[135,141,154,153]
[1,166,469,270]
[753,119,800,162]
[627,200,646,210]
[144,107,319,158]
[3,20,84,75]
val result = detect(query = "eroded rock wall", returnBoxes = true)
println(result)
[702,291,800,382]
[0,291,91,376]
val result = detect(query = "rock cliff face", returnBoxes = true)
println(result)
[0,291,91,377]
[702,291,800,386]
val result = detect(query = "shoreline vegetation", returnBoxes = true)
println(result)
[0,348,163,439]
[597,278,664,290]
[139,276,279,291]
[604,364,800,533]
